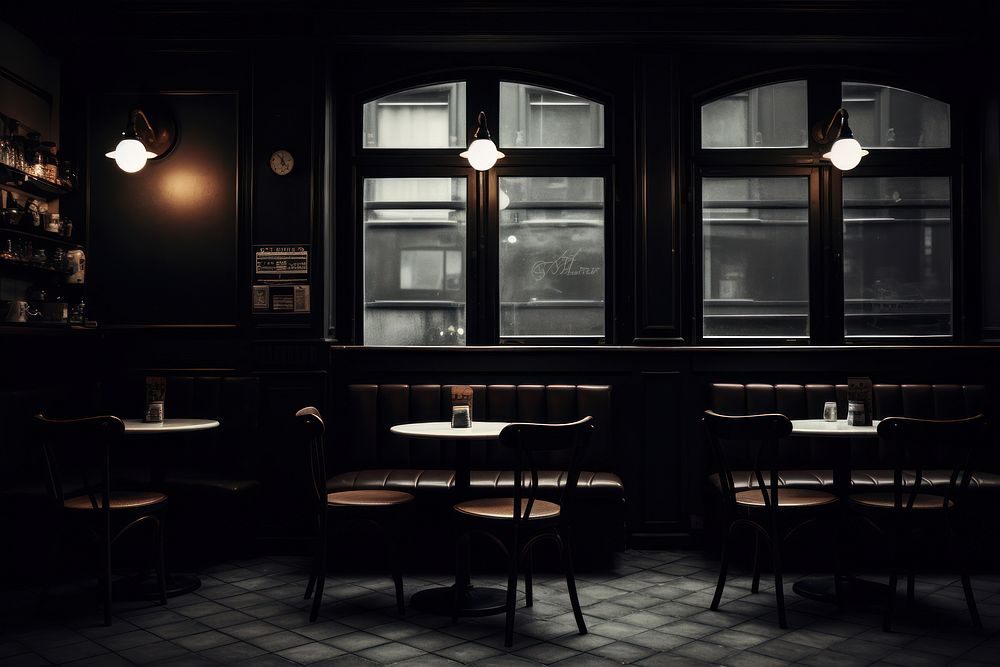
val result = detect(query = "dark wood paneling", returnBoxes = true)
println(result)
[89,92,239,326]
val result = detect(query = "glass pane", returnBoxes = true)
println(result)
[844,177,952,337]
[702,177,809,337]
[701,81,807,148]
[362,82,466,148]
[499,176,605,337]
[499,82,604,148]
[363,177,466,345]
[842,83,949,149]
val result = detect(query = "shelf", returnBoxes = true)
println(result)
[0,256,73,277]
[1,226,82,248]
[0,163,72,200]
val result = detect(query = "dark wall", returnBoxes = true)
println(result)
[2,2,998,546]
[89,92,239,326]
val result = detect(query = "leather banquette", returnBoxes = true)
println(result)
[709,383,1000,492]
[327,384,626,552]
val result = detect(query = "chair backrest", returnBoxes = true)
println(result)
[295,406,328,512]
[33,414,125,514]
[876,414,989,511]
[499,416,593,525]
[703,410,792,512]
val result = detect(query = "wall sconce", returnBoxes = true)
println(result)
[105,108,176,173]
[814,108,868,171]
[460,111,504,171]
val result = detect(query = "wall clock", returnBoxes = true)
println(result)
[269,149,294,176]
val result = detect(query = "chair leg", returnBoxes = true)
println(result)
[750,530,761,594]
[711,523,735,611]
[771,535,787,630]
[304,572,316,600]
[961,573,982,630]
[309,516,328,622]
[504,534,520,648]
[906,572,916,603]
[386,518,406,616]
[558,533,586,636]
[102,520,113,627]
[523,547,533,608]
[883,571,898,632]
[155,517,168,606]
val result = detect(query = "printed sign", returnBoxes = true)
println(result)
[252,284,310,313]
[255,245,309,276]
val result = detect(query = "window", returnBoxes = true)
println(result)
[697,77,954,342]
[363,177,467,345]
[358,78,608,345]
[702,177,809,338]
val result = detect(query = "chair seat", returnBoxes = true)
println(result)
[735,488,837,508]
[454,497,561,520]
[849,492,954,510]
[326,489,414,507]
[64,491,167,511]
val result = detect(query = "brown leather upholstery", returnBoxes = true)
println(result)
[328,469,624,498]
[327,489,414,507]
[710,470,1000,491]
[333,383,625,553]
[64,491,167,511]
[849,492,954,510]
[734,488,837,508]
[708,383,997,490]
[454,497,561,520]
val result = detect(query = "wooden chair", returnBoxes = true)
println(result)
[451,417,592,647]
[296,407,414,621]
[703,410,838,628]
[34,414,168,626]
[849,415,988,631]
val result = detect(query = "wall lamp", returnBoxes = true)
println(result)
[814,108,868,171]
[460,111,504,171]
[105,107,176,173]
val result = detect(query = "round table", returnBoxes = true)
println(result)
[790,418,883,607]
[390,420,510,617]
[120,418,220,599]
[123,418,221,434]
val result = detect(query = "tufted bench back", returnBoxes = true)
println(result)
[104,376,262,475]
[341,384,613,472]
[709,383,990,469]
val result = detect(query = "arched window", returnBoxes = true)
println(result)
[696,77,954,342]
[359,77,610,346]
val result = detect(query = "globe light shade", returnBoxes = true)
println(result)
[823,137,869,171]
[460,138,505,171]
[105,138,157,173]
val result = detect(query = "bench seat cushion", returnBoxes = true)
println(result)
[328,469,624,500]
[711,470,1000,492]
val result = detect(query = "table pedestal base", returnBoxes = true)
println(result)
[411,584,507,617]
[793,575,887,608]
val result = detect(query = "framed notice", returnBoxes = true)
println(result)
[848,376,874,426]
[254,245,309,278]
[252,284,310,313]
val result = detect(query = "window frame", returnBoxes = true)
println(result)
[692,72,961,345]
[352,70,614,346]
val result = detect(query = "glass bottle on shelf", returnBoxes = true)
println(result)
[26,132,44,179]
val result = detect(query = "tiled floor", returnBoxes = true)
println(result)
[1,550,998,666]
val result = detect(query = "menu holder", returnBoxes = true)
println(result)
[145,376,166,423]
[451,385,473,423]
[847,376,873,426]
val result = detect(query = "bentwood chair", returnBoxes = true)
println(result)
[34,414,168,626]
[452,417,592,648]
[703,410,838,628]
[849,415,988,631]
[296,407,415,621]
